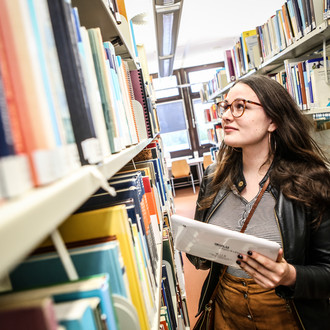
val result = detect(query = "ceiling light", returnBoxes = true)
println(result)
[153,0,183,77]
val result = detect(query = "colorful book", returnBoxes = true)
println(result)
[0,273,118,330]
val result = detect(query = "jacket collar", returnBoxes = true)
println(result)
[234,161,273,193]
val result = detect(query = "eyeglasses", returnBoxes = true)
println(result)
[218,98,263,118]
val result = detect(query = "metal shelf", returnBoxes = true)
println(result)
[0,139,152,280]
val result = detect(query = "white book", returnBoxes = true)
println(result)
[310,68,330,108]
[171,214,280,269]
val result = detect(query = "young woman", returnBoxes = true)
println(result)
[187,75,330,329]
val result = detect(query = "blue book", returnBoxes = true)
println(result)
[10,239,128,300]
[55,298,99,330]
[27,0,62,147]
[0,273,118,330]
[0,68,14,158]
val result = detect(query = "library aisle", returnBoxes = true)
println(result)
[173,186,208,329]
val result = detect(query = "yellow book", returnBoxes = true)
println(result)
[41,205,150,330]
[241,29,258,73]
[131,223,155,323]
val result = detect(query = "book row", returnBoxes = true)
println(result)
[225,0,328,80]
[0,0,159,201]
[274,56,330,109]
[200,0,330,109]
[0,139,189,330]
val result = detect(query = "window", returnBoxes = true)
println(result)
[156,100,190,152]
[152,75,179,99]
[152,62,223,158]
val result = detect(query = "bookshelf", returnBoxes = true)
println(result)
[0,0,190,329]
[208,20,330,108]
[0,138,152,281]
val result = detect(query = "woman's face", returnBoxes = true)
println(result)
[222,83,277,151]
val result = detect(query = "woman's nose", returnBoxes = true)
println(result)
[221,107,233,121]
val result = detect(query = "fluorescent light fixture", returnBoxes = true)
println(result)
[153,0,183,77]
[162,13,174,56]
[162,59,171,76]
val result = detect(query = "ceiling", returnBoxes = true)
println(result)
[125,0,286,75]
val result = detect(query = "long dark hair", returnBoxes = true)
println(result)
[201,75,330,224]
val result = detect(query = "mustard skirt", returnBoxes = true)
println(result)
[213,272,301,329]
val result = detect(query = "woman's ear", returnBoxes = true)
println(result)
[268,121,277,133]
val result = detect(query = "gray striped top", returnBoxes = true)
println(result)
[208,186,282,278]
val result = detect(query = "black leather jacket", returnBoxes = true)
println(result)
[187,164,330,330]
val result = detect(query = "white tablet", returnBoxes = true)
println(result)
[170,214,280,268]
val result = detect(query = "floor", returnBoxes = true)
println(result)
[172,186,208,329]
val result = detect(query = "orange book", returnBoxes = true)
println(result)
[282,3,294,43]
[0,0,58,185]
[142,176,160,225]
[116,0,128,20]
[0,40,25,155]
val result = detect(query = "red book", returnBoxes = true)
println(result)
[0,297,58,330]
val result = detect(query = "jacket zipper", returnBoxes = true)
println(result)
[270,191,305,330]
[197,192,229,315]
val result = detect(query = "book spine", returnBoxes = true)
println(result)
[47,0,102,165]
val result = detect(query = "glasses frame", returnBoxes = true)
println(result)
[218,98,263,118]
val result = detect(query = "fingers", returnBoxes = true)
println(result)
[236,250,288,288]
[276,248,284,262]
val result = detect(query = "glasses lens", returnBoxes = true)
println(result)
[219,102,228,116]
[232,99,245,117]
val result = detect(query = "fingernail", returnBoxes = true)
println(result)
[247,251,252,256]
[237,254,243,259]
[236,260,241,265]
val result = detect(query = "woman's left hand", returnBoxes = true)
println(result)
[236,248,296,289]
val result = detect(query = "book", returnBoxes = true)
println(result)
[47,0,102,165]
[171,214,281,268]
[87,28,122,153]
[161,265,177,330]
[310,68,330,108]
[40,205,150,330]
[77,25,112,159]
[10,237,129,300]
[54,298,100,330]
[31,0,80,174]
[281,2,294,45]
[116,55,139,144]
[0,0,65,186]
[103,43,132,147]
[0,297,58,330]
[241,29,258,72]
[223,49,236,83]
[0,64,33,198]
[0,273,118,330]
[129,69,154,138]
